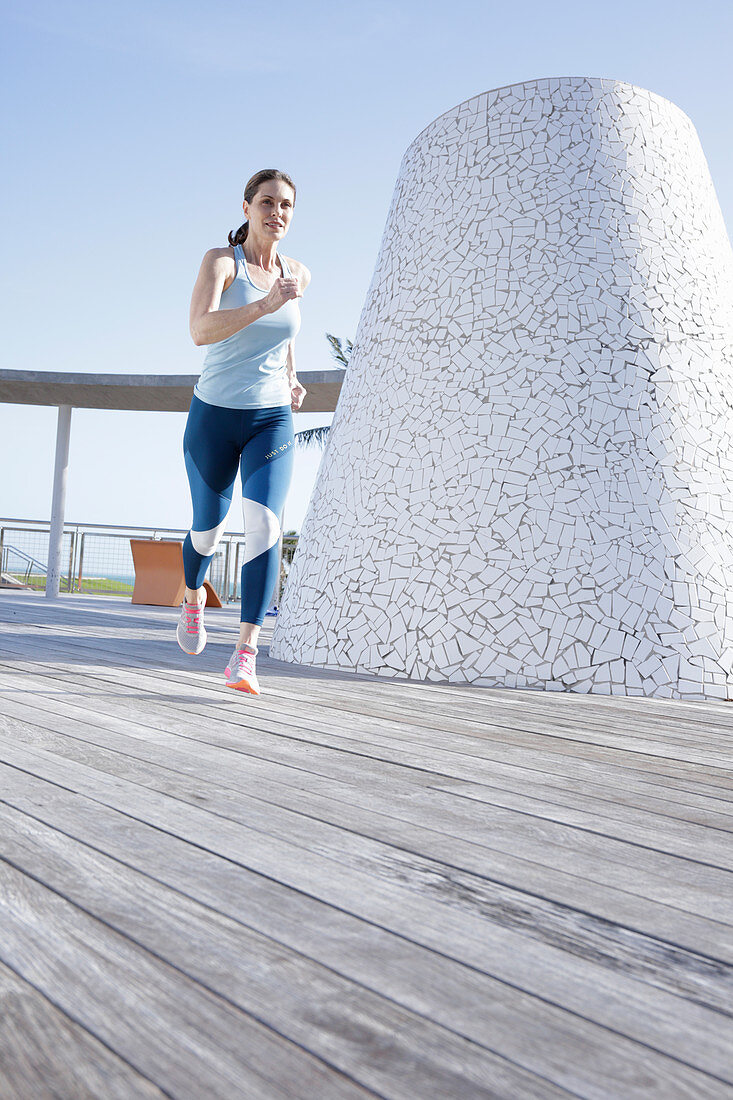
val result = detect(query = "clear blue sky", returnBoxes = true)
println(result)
[2,0,732,532]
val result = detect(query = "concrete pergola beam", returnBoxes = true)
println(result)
[0,368,344,598]
[0,369,345,413]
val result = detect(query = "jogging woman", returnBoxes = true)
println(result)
[176,168,309,695]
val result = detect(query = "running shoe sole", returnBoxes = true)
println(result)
[225,655,260,694]
[226,679,259,694]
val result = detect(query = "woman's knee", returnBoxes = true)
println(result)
[241,498,281,560]
[189,516,228,556]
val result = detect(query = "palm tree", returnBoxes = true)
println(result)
[281,529,299,568]
[294,333,352,451]
[274,528,300,607]
[324,332,353,367]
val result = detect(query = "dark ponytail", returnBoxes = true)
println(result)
[227,168,296,247]
[228,222,249,246]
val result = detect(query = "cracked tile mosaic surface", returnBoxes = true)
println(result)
[272,77,733,699]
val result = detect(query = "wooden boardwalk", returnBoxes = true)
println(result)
[0,591,731,1100]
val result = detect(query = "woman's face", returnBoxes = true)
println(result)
[243,180,295,239]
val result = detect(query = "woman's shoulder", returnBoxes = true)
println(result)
[198,247,237,289]
[282,255,311,289]
[203,245,237,265]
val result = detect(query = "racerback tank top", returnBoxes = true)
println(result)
[194,243,301,409]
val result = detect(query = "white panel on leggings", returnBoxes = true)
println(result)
[190,515,228,557]
[241,498,281,564]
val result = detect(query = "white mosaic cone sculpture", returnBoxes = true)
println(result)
[273,77,733,699]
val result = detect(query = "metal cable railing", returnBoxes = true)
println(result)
[1,543,48,585]
[0,518,298,605]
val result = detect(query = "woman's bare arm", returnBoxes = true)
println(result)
[189,248,301,346]
[285,339,298,387]
[284,261,310,410]
[287,341,307,410]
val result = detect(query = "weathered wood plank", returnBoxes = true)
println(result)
[0,959,166,1100]
[2,593,733,1099]
[17,602,733,744]
[0,802,588,1100]
[1,673,726,888]
[0,858,378,1100]
[2,595,733,749]
[2,776,732,1096]
[0,748,730,1082]
[5,629,730,774]
[4,681,732,868]
[0,633,730,826]
[2,630,731,800]
[2,668,727,847]
[1,669,730,923]
[1,698,731,972]
[3,605,733,762]
[3,654,728,826]
[1,679,729,866]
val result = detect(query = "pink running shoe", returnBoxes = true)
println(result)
[176,598,207,655]
[225,645,260,694]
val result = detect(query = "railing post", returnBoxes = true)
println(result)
[232,541,240,603]
[77,532,85,594]
[72,524,80,590]
[66,530,76,593]
[46,404,73,598]
[276,532,284,607]
[0,527,4,579]
[223,540,231,602]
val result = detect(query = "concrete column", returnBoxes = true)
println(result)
[46,404,72,598]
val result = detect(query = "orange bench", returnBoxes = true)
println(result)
[129,539,222,607]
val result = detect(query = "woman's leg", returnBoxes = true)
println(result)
[238,405,295,648]
[182,396,242,599]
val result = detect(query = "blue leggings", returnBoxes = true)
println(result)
[182,395,294,625]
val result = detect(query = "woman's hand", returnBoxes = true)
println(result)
[263,276,302,315]
[291,380,307,411]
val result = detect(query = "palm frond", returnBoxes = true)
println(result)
[294,425,331,450]
[292,334,353,452]
[325,332,353,368]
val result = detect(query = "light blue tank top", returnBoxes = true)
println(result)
[194,243,301,409]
